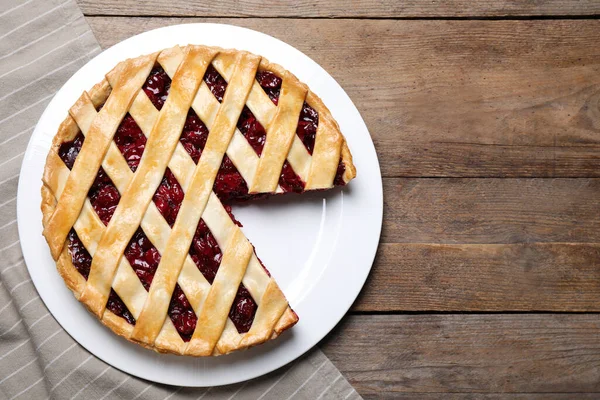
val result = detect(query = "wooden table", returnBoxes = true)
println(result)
[78,1,600,397]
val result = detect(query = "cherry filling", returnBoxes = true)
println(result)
[107,290,136,325]
[88,167,120,225]
[296,103,318,155]
[123,228,160,291]
[205,66,305,194]
[334,160,346,186]
[67,229,92,279]
[203,64,227,102]
[237,106,267,156]
[255,70,318,156]
[113,114,146,172]
[214,155,251,202]
[58,63,348,336]
[112,110,184,228]
[58,133,84,169]
[228,285,257,334]
[168,285,197,341]
[256,70,347,187]
[255,72,306,192]
[143,66,171,110]
[111,110,197,340]
[60,135,134,324]
[201,66,254,201]
[122,228,197,341]
[66,229,135,324]
[189,219,222,283]
[180,109,210,164]
[279,161,304,193]
[153,169,183,227]
[59,136,121,232]
[189,219,257,333]
[204,65,267,156]
[256,71,281,105]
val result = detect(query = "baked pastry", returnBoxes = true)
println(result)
[41,45,356,356]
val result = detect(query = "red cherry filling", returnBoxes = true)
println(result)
[214,155,251,202]
[88,168,120,225]
[58,133,84,169]
[179,109,210,164]
[224,204,242,227]
[255,71,307,192]
[204,64,227,102]
[204,66,269,157]
[174,93,252,203]
[113,114,147,172]
[203,65,273,197]
[296,102,318,155]
[67,229,92,279]
[168,285,197,341]
[153,169,183,227]
[334,160,346,186]
[112,112,184,227]
[123,228,161,291]
[107,289,136,325]
[189,218,257,333]
[237,106,267,156]
[256,70,281,105]
[143,66,171,110]
[255,70,317,156]
[123,228,197,341]
[58,64,350,335]
[228,285,257,334]
[67,229,135,324]
[189,219,222,283]
[256,69,347,187]
[279,161,305,193]
[204,65,308,195]
[59,134,121,226]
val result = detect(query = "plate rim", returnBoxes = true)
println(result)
[17,22,383,387]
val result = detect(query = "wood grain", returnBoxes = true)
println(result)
[381,178,600,244]
[82,8,600,399]
[321,315,600,397]
[77,0,600,18]
[87,18,600,178]
[358,396,600,400]
[354,243,600,312]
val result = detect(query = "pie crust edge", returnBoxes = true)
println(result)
[40,45,356,355]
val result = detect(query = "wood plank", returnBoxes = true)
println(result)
[77,0,600,18]
[363,396,600,400]
[87,18,600,178]
[354,243,600,312]
[381,178,600,244]
[321,315,600,396]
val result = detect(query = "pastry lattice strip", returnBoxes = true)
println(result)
[125,48,279,354]
[43,46,304,355]
[43,82,280,354]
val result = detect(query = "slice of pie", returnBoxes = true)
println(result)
[41,45,356,356]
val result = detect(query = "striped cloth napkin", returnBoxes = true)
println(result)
[0,0,361,399]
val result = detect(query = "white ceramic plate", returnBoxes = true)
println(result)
[17,23,382,387]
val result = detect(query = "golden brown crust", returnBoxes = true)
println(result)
[258,58,356,185]
[340,140,357,183]
[43,52,158,261]
[41,44,354,356]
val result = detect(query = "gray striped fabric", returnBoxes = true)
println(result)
[0,0,362,399]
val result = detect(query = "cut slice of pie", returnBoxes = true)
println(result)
[41,45,356,356]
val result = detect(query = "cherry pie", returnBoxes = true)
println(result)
[41,45,356,356]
